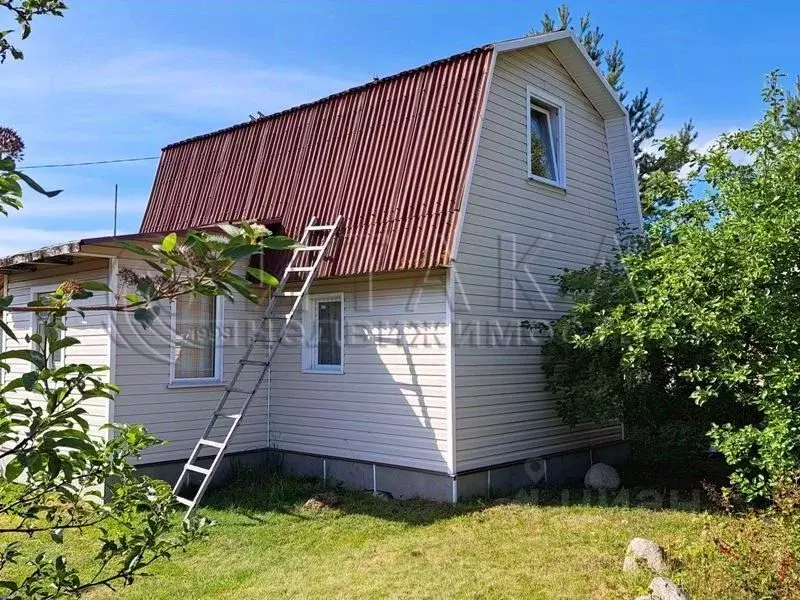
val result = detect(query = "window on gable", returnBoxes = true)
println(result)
[302,293,344,374]
[171,294,223,383]
[527,88,565,187]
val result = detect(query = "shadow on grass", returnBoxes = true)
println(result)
[202,469,483,526]
[201,458,728,526]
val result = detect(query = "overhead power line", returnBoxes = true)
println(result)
[18,156,160,170]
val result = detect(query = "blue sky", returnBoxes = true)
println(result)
[1,0,797,255]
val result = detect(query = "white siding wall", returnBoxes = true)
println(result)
[452,45,623,472]
[113,261,450,473]
[3,259,112,440]
[113,255,269,463]
[267,271,449,473]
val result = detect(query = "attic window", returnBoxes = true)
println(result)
[527,87,566,188]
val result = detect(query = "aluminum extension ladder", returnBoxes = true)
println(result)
[173,215,343,518]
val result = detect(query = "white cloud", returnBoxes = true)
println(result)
[2,46,359,157]
[0,44,358,251]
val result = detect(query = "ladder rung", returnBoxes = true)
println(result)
[185,464,211,475]
[198,439,225,449]
[226,387,253,395]
[215,412,242,420]
[175,215,342,520]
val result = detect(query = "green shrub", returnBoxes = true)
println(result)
[533,73,800,500]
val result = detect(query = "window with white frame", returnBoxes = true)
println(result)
[302,293,344,373]
[32,291,64,369]
[170,294,223,384]
[527,87,566,187]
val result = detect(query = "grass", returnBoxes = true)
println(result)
[7,470,747,599]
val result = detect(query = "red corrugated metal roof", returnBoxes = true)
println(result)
[139,45,494,279]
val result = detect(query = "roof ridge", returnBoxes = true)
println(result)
[162,43,494,151]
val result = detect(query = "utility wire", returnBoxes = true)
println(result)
[17,156,159,170]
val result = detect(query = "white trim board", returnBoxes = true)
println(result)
[526,84,567,190]
[301,291,345,375]
[168,295,225,386]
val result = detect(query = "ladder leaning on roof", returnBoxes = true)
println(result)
[173,215,343,518]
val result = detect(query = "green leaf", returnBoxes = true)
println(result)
[261,236,297,250]
[50,337,80,353]
[246,267,280,288]
[4,458,22,482]
[81,280,112,293]
[218,223,242,238]
[133,307,157,329]
[220,244,261,260]
[14,170,62,198]
[0,349,45,367]
[117,241,153,256]
[22,371,38,390]
[161,232,178,252]
[0,318,17,342]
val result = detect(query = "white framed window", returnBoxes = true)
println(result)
[302,292,344,374]
[169,294,224,386]
[526,86,566,189]
[30,287,64,370]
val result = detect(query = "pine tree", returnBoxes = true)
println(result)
[532,5,695,218]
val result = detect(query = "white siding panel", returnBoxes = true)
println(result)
[4,259,112,441]
[113,262,451,472]
[266,272,450,473]
[452,45,624,471]
[113,255,269,464]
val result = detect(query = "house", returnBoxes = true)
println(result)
[0,30,641,502]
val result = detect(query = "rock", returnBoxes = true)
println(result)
[623,538,669,574]
[650,576,689,600]
[584,462,621,491]
[302,492,341,510]
[373,490,393,501]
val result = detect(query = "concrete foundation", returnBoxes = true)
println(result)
[138,440,630,503]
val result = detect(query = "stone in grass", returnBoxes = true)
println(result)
[650,576,690,600]
[373,490,394,501]
[623,538,669,574]
[302,491,341,511]
[584,462,622,491]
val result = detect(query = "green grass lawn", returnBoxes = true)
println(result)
[103,472,745,600]
[9,471,746,599]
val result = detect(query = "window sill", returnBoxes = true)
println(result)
[527,174,567,192]
[301,368,345,376]
[167,380,226,390]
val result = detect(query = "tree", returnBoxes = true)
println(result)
[0,0,66,62]
[532,4,697,219]
[0,222,291,598]
[0,3,293,595]
[538,73,800,501]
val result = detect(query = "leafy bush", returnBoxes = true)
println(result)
[534,73,800,500]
